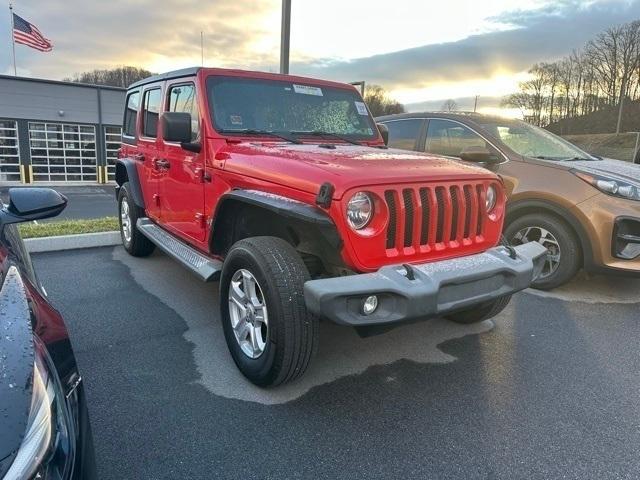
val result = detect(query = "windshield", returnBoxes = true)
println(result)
[206,76,377,140]
[477,119,595,161]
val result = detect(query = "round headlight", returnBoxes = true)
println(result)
[485,185,497,213]
[346,192,373,230]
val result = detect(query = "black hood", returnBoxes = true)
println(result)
[0,267,35,468]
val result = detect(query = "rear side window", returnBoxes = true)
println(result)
[384,119,422,151]
[123,90,140,138]
[142,88,162,138]
[167,83,200,141]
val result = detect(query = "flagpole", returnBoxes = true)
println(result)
[9,1,17,75]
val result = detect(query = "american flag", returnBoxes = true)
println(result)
[12,13,53,52]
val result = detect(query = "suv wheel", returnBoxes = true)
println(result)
[446,295,511,324]
[118,182,155,257]
[220,236,318,387]
[505,213,581,290]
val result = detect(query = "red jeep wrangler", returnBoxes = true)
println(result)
[116,67,546,386]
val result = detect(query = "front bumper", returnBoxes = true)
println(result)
[304,242,548,326]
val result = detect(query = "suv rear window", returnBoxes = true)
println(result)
[142,88,162,138]
[123,90,140,138]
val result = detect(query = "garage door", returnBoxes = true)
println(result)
[0,120,21,182]
[104,125,122,182]
[28,122,97,182]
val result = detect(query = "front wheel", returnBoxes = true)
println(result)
[220,236,318,387]
[504,213,581,290]
[446,295,512,324]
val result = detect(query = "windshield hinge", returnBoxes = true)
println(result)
[316,182,335,208]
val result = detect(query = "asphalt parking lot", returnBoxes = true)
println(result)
[34,247,640,480]
[0,185,116,221]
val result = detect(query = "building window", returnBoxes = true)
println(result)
[105,125,122,181]
[29,122,97,182]
[0,120,21,182]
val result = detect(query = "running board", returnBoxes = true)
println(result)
[136,218,222,282]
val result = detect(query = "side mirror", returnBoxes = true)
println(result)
[162,112,192,143]
[459,146,501,164]
[162,112,201,153]
[1,188,67,226]
[377,123,389,146]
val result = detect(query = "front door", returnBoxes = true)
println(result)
[159,80,206,242]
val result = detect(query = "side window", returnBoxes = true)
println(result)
[425,119,488,158]
[167,83,200,141]
[384,119,422,151]
[142,88,162,138]
[123,90,140,138]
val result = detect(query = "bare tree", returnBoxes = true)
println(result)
[63,66,155,88]
[364,85,405,117]
[441,99,458,112]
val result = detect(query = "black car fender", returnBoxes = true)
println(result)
[114,158,145,210]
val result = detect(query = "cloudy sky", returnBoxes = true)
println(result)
[2,0,639,113]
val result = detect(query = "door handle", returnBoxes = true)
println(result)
[153,158,170,170]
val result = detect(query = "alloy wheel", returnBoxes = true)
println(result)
[120,198,132,243]
[511,226,561,280]
[228,269,269,359]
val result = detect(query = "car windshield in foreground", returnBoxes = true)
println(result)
[477,119,596,161]
[207,76,377,142]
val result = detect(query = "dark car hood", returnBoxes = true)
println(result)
[567,158,640,183]
[222,142,497,199]
[0,267,34,466]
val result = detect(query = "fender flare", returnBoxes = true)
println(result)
[209,189,343,262]
[114,158,146,210]
[506,198,594,269]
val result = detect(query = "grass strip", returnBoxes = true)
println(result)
[19,217,119,239]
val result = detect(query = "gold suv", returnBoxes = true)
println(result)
[377,112,640,289]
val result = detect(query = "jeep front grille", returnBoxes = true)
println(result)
[384,182,487,254]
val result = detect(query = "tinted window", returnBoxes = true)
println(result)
[167,84,199,141]
[425,119,488,158]
[142,88,162,138]
[384,119,422,151]
[123,91,140,137]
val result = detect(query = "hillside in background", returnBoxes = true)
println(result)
[547,99,640,135]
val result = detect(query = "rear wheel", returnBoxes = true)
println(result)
[505,213,581,290]
[118,182,155,257]
[446,295,511,324]
[220,236,318,387]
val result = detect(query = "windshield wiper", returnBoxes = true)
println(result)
[289,130,363,146]
[219,128,302,144]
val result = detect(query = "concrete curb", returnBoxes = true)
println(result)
[25,231,121,253]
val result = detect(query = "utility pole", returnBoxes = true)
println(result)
[473,95,479,113]
[200,31,204,66]
[280,0,291,74]
[9,1,17,76]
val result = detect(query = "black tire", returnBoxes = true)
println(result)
[117,182,155,257]
[446,295,512,324]
[220,236,318,387]
[504,213,581,290]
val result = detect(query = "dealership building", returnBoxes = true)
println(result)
[0,74,126,184]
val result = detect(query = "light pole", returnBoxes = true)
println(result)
[280,0,291,74]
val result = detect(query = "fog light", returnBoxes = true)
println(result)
[362,295,378,315]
